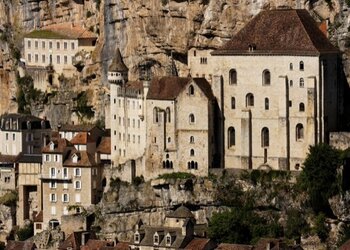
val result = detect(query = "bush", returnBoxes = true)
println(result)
[0,191,18,207]
[313,213,329,242]
[16,223,33,241]
[157,172,194,180]
[132,176,144,186]
[75,91,94,119]
[285,208,309,241]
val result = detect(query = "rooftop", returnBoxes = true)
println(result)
[109,48,128,72]
[167,205,195,219]
[213,9,338,56]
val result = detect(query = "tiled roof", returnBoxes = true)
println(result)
[213,9,338,56]
[0,113,50,131]
[63,151,97,167]
[59,124,97,132]
[185,238,213,250]
[193,78,215,100]
[167,205,195,219]
[70,132,95,145]
[126,80,143,91]
[17,154,42,164]
[42,138,72,154]
[113,242,130,250]
[96,137,111,154]
[26,23,97,40]
[147,76,191,100]
[80,239,114,250]
[5,241,36,250]
[0,154,19,164]
[216,243,253,250]
[109,48,128,72]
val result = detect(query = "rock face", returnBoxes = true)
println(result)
[0,0,345,127]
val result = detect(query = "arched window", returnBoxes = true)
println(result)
[166,107,171,123]
[299,61,304,71]
[261,127,269,147]
[246,93,254,107]
[290,80,293,87]
[299,103,305,112]
[190,136,194,143]
[265,98,269,110]
[190,149,195,156]
[300,78,304,88]
[229,69,237,85]
[189,85,194,95]
[290,63,293,70]
[166,160,170,168]
[153,107,158,123]
[296,124,304,140]
[263,70,271,85]
[189,114,195,124]
[231,97,236,109]
[228,127,235,148]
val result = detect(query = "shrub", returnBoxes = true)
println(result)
[285,208,309,241]
[132,176,144,186]
[313,213,329,242]
[0,191,17,207]
[157,172,194,180]
[16,223,33,241]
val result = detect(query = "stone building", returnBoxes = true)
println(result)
[189,9,341,170]
[23,23,97,90]
[40,138,103,230]
[0,113,51,156]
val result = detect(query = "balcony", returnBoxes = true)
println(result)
[39,174,72,181]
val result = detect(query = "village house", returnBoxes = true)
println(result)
[23,23,97,90]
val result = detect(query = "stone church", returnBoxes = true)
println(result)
[109,9,341,180]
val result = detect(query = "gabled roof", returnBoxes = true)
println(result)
[125,80,143,91]
[213,9,338,56]
[0,154,20,164]
[70,132,95,145]
[26,23,97,40]
[96,137,111,154]
[167,205,195,219]
[147,77,214,101]
[64,151,96,167]
[5,241,36,250]
[185,238,213,250]
[109,48,128,72]
[42,138,72,154]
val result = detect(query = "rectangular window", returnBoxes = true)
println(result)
[138,120,140,128]
[55,155,58,162]
[50,193,56,202]
[45,154,49,162]
[64,55,67,64]
[27,40,31,49]
[56,42,60,50]
[35,54,38,63]
[35,41,38,49]
[75,180,81,189]
[63,182,68,189]
[64,42,67,50]
[71,42,75,50]
[12,134,15,140]
[75,193,81,203]
[5,133,8,140]
[49,181,56,189]
[49,41,52,49]
[74,168,81,177]
[56,55,60,64]
[28,54,31,63]
[62,193,69,202]
[51,206,56,215]
[118,99,121,107]
[42,41,45,49]
[50,168,56,178]
[42,55,45,63]
[63,168,68,178]
[133,119,135,128]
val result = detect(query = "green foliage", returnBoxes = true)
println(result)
[0,191,17,207]
[313,213,329,242]
[157,172,194,180]
[26,30,67,39]
[16,223,33,241]
[75,91,95,120]
[109,177,128,188]
[347,0,350,7]
[245,170,291,186]
[16,75,43,114]
[297,144,342,215]
[132,176,145,186]
[208,208,283,244]
[94,118,105,129]
[285,209,309,241]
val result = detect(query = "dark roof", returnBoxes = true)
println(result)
[58,231,96,250]
[167,205,195,219]
[33,211,43,223]
[17,154,42,164]
[5,241,36,250]
[59,124,97,132]
[216,243,253,250]
[109,48,128,72]
[0,113,50,131]
[126,80,143,91]
[213,9,338,56]
[0,154,19,164]
[185,238,213,250]
[42,138,72,154]
[80,239,114,250]
[96,137,111,154]
[63,151,97,167]
[26,23,97,40]
[147,77,214,101]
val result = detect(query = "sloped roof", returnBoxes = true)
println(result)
[167,205,195,219]
[5,241,36,250]
[63,151,97,167]
[185,238,213,250]
[126,80,143,91]
[216,243,253,250]
[26,23,97,40]
[96,137,111,154]
[0,154,19,164]
[33,211,43,223]
[70,132,95,145]
[59,124,97,132]
[109,48,128,72]
[192,78,215,100]
[213,9,338,56]
[80,239,114,250]
[42,138,72,154]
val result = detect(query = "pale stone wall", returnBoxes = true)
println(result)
[330,132,350,150]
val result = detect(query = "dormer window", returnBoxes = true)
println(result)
[189,85,194,95]
[134,232,140,244]
[49,142,55,151]
[72,154,79,163]
[153,234,159,245]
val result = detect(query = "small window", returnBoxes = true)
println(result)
[154,235,159,245]
[74,168,81,177]
[300,78,304,88]
[42,55,46,63]
[299,103,305,112]
[263,70,271,85]
[64,56,68,64]
[56,42,60,50]
[189,114,195,124]
[134,233,140,243]
[261,127,269,147]
[153,108,158,123]
[74,180,81,189]
[166,236,171,246]
[35,41,38,49]
[189,85,194,95]
[28,54,31,62]
[62,193,69,203]
[290,63,293,70]
[290,80,293,87]
[42,41,45,49]
[299,61,304,71]
[231,97,235,109]
[296,124,304,141]
[27,40,31,49]
[71,42,75,50]
[166,107,171,123]
[49,41,52,49]
[229,69,237,85]
[228,127,235,148]
[190,149,195,156]
[56,55,60,64]
[50,193,56,202]
[64,42,67,50]
[265,98,269,110]
[190,136,194,143]
[50,168,56,177]
[246,93,254,107]
[193,50,196,57]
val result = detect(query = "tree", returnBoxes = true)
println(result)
[285,208,309,242]
[297,144,342,215]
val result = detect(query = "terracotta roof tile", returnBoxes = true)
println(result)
[63,151,96,167]
[213,9,338,56]
[126,80,143,91]
[96,137,111,154]
[81,239,114,250]
[33,211,43,222]
[0,154,19,164]
[185,238,212,250]
[70,132,95,145]
[59,124,97,132]
[113,242,130,250]
[42,138,72,154]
